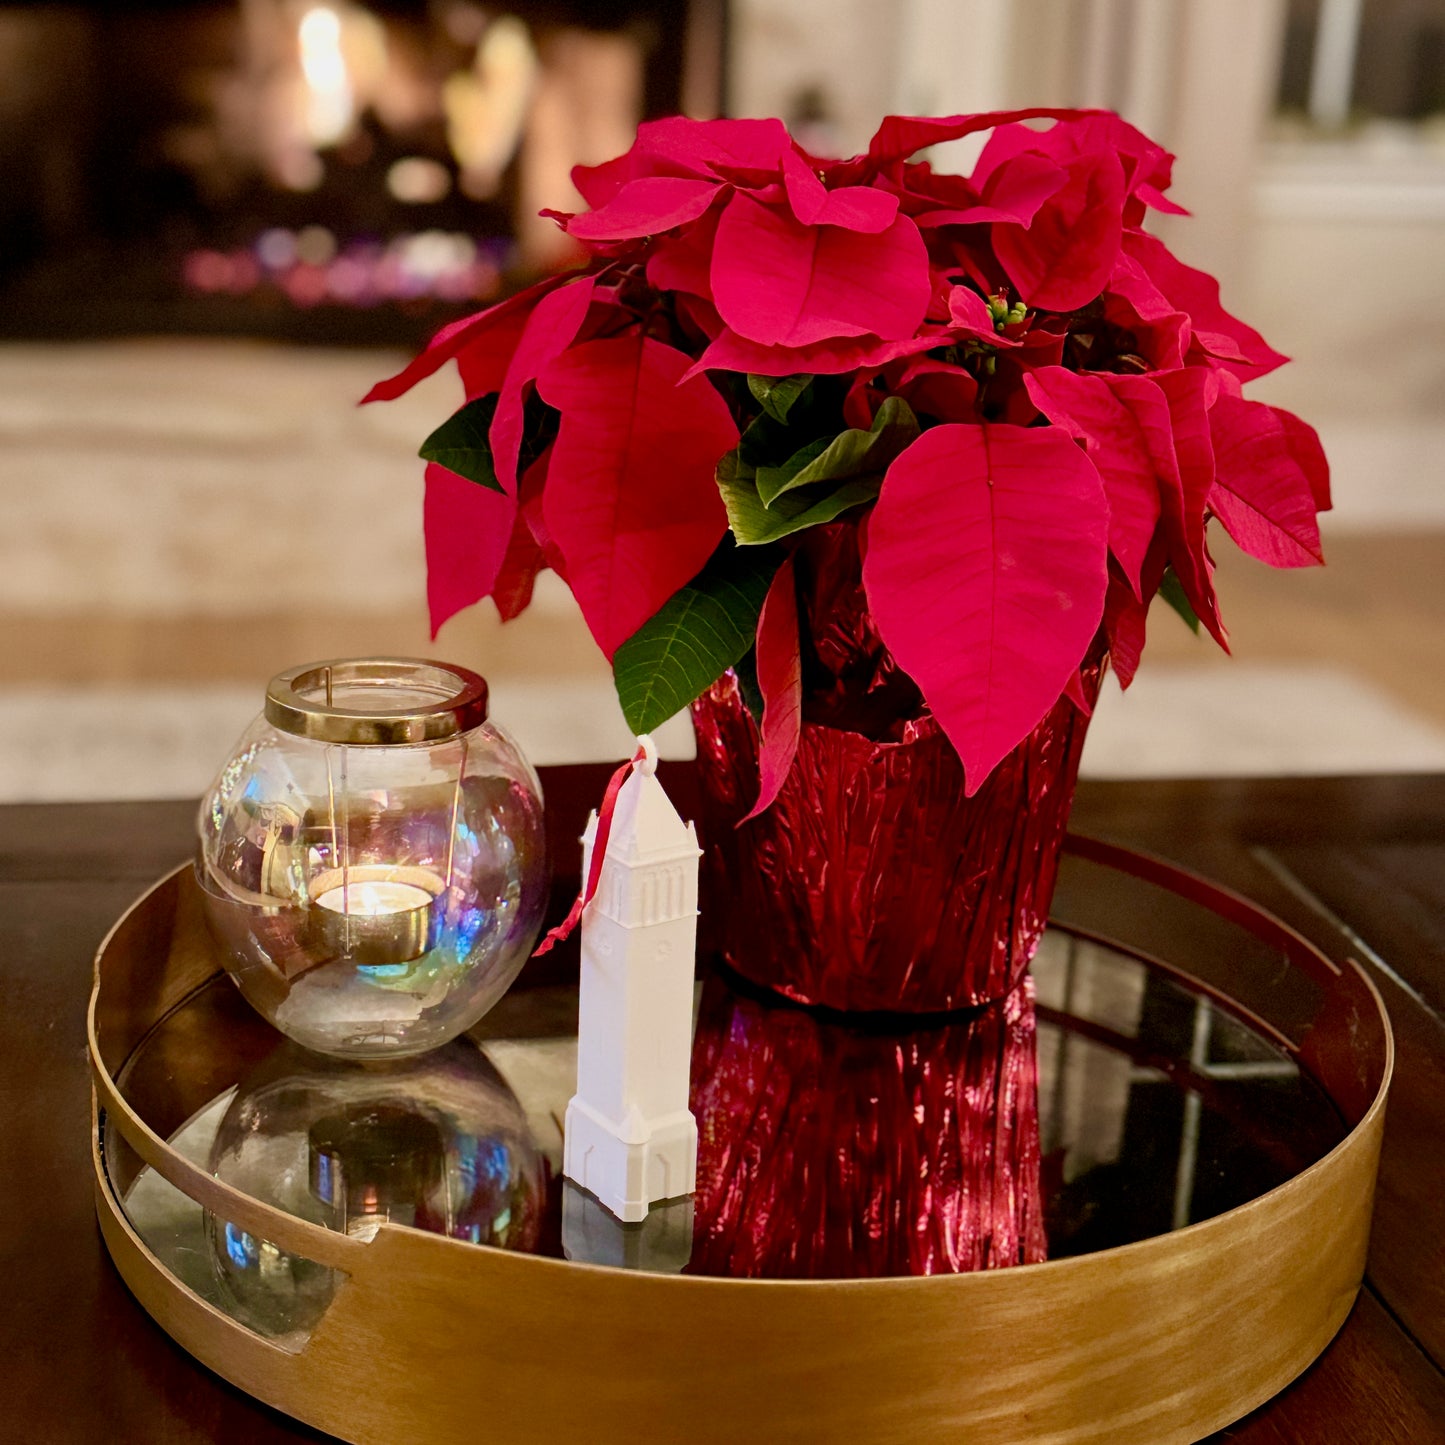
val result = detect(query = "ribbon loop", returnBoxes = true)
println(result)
[531,744,648,957]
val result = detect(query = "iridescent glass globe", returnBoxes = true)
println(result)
[206,1039,546,1339]
[197,658,547,1057]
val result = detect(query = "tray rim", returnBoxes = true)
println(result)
[89,839,1395,1445]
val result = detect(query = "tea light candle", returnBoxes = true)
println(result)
[307,865,446,967]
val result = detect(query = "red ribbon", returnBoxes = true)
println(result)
[531,745,647,957]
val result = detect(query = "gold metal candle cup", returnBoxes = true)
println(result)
[306,865,446,968]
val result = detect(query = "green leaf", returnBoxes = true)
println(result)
[612,544,781,734]
[518,395,560,478]
[419,395,504,493]
[747,373,813,424]
[716,446,757,488]
[755,438,831,503]
[732,646,765,723]
[755,397,920,507]
[735,376,843,468]
[1158,567,1201,634]
[720,470,882,546]
[737,407,795,469]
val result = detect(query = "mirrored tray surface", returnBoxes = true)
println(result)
[112,921,1345,1334]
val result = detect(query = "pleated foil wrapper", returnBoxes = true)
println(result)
[687,972,1046,1278]
[691,668,1096,1013]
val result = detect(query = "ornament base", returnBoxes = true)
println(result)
[563,1097,698,1224]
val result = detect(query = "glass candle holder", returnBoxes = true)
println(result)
[197,658,547,1058]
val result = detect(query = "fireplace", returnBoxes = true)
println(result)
[0,0,722,343]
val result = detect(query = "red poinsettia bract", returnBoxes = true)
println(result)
[367,109,1328,801]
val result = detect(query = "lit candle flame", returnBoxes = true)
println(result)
[314,879,435,917]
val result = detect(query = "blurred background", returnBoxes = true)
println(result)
[2,0,1443,800]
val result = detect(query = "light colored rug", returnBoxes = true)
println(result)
[1083,661,1445,777]
[5,662,1445,803]
[4,342,1444,801]
[2,341,1443,627]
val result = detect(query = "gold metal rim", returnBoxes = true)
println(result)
[264,657,489,746]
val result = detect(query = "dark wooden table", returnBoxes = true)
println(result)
[4,772,1444,1443]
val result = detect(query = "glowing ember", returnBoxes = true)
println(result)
[181,231,506,309]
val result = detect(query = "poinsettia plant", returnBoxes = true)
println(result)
[366,108,1328,809]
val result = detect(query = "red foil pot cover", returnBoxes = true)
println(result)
[691,666,1096,1013]
[687,972,1046,1278]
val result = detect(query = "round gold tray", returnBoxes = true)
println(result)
[89,838,1392,1445]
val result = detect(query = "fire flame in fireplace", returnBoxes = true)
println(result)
[298,7,354,146]
[444,16,539,200]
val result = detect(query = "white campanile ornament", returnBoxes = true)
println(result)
[563,735,700,1223]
